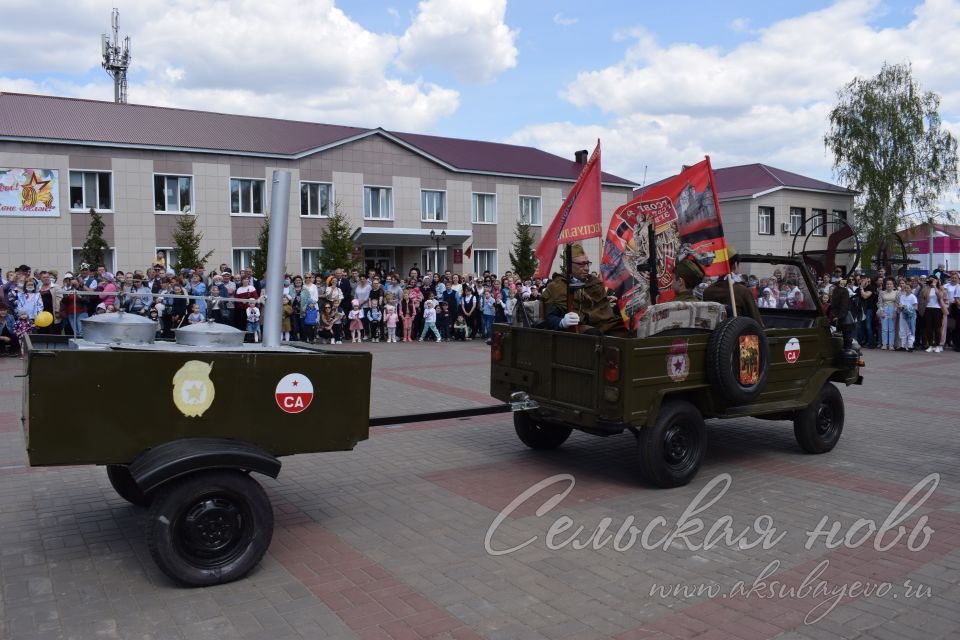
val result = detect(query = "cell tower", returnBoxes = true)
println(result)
[101,8,131,103]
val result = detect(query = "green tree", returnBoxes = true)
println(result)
[251,216,269,280]
[319,200,358,273]
[824,62,958,259]
[172,212,214,271]
[79,208,109,268]
[509,220,537,278]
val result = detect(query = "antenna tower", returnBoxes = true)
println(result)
[101,8,131,103]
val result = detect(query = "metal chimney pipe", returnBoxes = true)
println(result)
[262,170,291,348]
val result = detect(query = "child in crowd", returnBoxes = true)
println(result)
[348,299,364,343]
[0,307,17,356]
[14,311,32,356]
[367,304,383,342]
[331,305,345,344]
[149,308,162,340]
[453,315,468,341]
[436,301,450,340]
[303,302,319,343]
[281,295,293,341]
[384,294,398,343]
[246,300,261,342]
[418,299,441,342]
[187,303,205,325]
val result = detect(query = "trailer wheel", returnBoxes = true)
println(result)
[705,316,769,404]
[146,470,274,587]
[514,412,572,450]
[638,401,706,488]
[106,465,151,507]
[793,383,844,454]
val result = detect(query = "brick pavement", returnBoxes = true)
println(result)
[1,343,959,640]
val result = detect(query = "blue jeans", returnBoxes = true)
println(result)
[66,311,88,336]
[483,314,495,338]
[420,321,440,340]
[858,308,875,347]
[880,305,896,347]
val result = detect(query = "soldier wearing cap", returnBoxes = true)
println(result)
[672,259,704,302]
[701,246,763,325]
[541,243,626,335]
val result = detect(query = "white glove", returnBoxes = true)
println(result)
[559,311,580,329]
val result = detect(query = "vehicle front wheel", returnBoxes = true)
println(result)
[514,412,572,450]
[793,383,844,454]
[106,464,151,507]
[638,401,706,488]
[146,470,274,587]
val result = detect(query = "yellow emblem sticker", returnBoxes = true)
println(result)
[172,361,215,417]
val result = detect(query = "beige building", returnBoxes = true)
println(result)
[0,93,635,277]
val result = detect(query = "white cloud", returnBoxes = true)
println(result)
[729,17,751,32]
[0,0,479,131]
[396,0,518,84]
[510,0,960,189]
[553,13,578,27]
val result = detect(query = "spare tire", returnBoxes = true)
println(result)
[705,316,769,404]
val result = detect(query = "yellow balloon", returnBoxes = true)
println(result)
[34,311,53,328]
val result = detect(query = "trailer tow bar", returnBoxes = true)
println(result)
[368,404,512,428]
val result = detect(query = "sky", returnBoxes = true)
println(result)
[2,0,959,204]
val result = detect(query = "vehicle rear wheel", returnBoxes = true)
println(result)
[793,383,844,454]
[638,401,706,488]
[146,470,274,587]
[106,464,150,507]
[705,316,769,404]
[514,412,572,450]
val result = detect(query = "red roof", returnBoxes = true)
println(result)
[0,92,634,186]
[635,162,855,199]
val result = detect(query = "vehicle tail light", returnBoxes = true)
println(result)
[491,332,504,362]
[604,346,620,383]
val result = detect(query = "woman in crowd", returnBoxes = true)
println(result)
[37,272,62,335]
[897,281,918,352]
[918,276,944,353]
[877,278,899,350]
[460,286,479,339]
[234,276,259,329]
[99,273,118,309]
[289,275,310,342]
[400,287,416,343]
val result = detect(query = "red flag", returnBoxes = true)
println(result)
[600,156,730,331]
[465,244,472,259]
[534,141,603,279]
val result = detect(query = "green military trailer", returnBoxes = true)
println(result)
[23,328,371,587]
[491,255,863,488]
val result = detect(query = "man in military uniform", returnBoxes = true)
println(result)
[672,259,704,302]
[702,247,763,325]
[541,243,626,335]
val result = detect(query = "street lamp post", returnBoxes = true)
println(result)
[429,229,446,272]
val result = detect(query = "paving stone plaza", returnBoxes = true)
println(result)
[1,343,958,640]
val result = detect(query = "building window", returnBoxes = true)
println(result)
[758,206,774,235]
[230,178,265,215]
[71,247,116,272]
[472,193,496,223]
[421,248,447,273]
[154,175,192,213]
[232,248,259,273]
[519,196,542,226]
[302,248,324,275]
[789,207,806,235]
[364,186,393,219]
[474,249,497,275]
[300,182,331,217]
[421,190,446,222]
[155,248,179,271]
[832,209,848,233]
[69,171,112,211]
[811,208,827,237]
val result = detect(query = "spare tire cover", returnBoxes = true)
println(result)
[705,316,769,403]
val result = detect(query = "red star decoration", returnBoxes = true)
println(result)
[292,379,299,386]
[673,358,684,372]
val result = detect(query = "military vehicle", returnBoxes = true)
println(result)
[491,254,863,488]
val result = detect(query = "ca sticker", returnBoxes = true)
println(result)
[784,338,800,364]
[172,361,215,417]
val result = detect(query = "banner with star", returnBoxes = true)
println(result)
[0,168,60,216]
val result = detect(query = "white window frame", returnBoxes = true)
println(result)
[758,206,774,236]
[232,247,259,273]
[789,207,806,235]
[420,189,447,222]
[153,174,193,214]
[363,185,393,220]
[474,249,497,276]
[302,248,325,275]
[69,170,114,212]
[71,247,116,272]
[229,177,266,216]
[832,209,848,234]
[421,248,447,273]
[472,192,497,224]
[300,181,333,218]
[518,195,542,226]
[811,208,827,237]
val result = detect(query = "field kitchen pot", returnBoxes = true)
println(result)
[174,319,245,347]
[82,312,158,345]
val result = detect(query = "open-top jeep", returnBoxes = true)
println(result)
[490,254,863,488]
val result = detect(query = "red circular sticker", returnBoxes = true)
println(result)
[275,373,314,413]
[784,338,800,364]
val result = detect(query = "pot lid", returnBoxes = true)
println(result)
[175,319,244,336]
[84,312,157,326]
